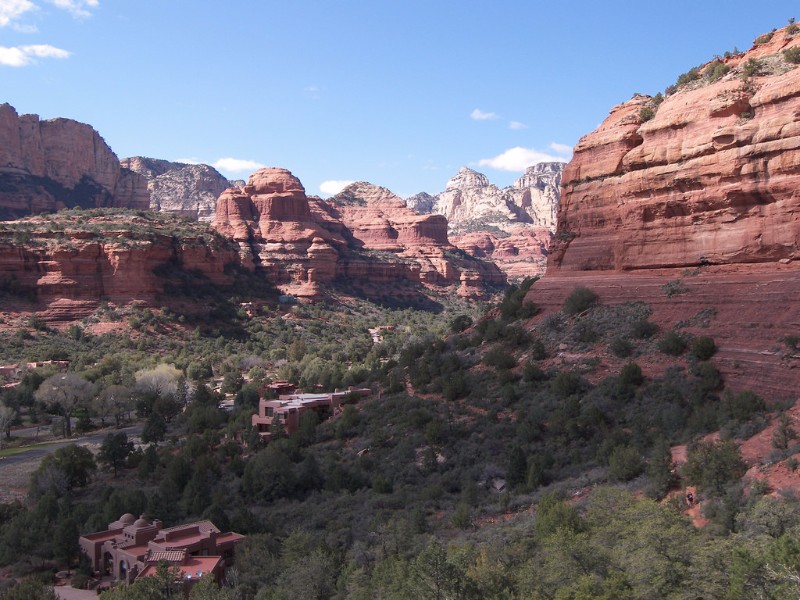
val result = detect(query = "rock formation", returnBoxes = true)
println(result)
[408,163,564,278]
[0,104,149,219]
[550,29,800,272]
[121,157,236,221]
[214,169,505,298]
[0,211,237,320]
[531,25,800,399]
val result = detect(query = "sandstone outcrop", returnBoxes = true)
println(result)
[408,163,564,278]
[550,28,800,272]
[0,211,237,320]
[530,25,800,399]
[214,169,505,297]
[121,157,235,221]
[0,104,149,219]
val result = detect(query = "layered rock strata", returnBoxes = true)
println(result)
[550,28,800,272]
[0,212,237,320]
[215,169,505,297]
[0,104,149,218]
[531,25,800,397]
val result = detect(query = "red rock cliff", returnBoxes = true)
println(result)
[214,170,505,297]
[0,104,150,219]
[551,30,800,272]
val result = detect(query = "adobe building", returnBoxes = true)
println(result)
[252,387,370,438]
[79,514,244,586]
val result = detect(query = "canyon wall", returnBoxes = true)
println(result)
[0,104,150,218]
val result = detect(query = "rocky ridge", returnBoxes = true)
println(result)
[215,168,505,298]
[408,163,564,278]
[531,25,800,398]
[121,157,241,222]
[0,104,149,219]
[0,210,238,321]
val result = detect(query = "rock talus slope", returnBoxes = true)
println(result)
[0,104,149,218]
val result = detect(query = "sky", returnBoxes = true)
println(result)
[2,1,799,198]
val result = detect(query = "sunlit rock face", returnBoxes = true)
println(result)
[0,104,149,219]
[121,157,235,221]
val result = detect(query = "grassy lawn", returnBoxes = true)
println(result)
[0,446,35,458]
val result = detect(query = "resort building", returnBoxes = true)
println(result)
[79,514,244,587]
[251,387,370,438]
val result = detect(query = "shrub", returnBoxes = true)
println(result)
[529,337,547,360]
[608,445,645,482]
[682,439,747,496]
[563,286,598,315]
[610,337,633,358]
[784,47,800,64]
[483,347,517,370]
[551,371,584,398]
[661,279,688,297]
[639,106,655,122]
[450,314,473,333]
[619,362,644,386]
[742,58,763,79]
[676,67,700,87]
[783,334,800,350]
[705,60,731,82]
[657,331,687,356]
[754,31,775,45]
[631,319,658,339]
[691,336,717,360]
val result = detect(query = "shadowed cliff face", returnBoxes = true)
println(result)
[0,104,150,219]
[214,169,505,298]
[550,28,800,273]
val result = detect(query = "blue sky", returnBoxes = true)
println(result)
[2,1,798,198]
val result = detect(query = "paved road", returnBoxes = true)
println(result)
[0,425,142,468]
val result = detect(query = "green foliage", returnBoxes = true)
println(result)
[705,60,731,81]
[691,336,717,360]
[0,577,58,600]
[657,330,687,356]
[619,362,644,386]
[675,66,700,87]
[499,277,539,321]
[772,414,798,450]
[30,444,96,497]
[610,337,633,358]
[639,106,655,122]
[449,314,473,333]
[631,318,658,339]
[661,279,688,297]
[98,432,134,477]
[742,58,763,79]
[608,445,644,482]
[785,47,800,63]
[482,347,517,370]
[754,31,775,45]
[682,439,747,496]
[563,286,598,315]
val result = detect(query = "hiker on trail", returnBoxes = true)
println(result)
[686,491,694,506]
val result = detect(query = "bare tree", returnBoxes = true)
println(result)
[96,384,135,428]
[0,402,15,449]
[134,364,182,399]
[34,372,94,438]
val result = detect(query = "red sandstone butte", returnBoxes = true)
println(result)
[529,26,800,399]
[214,170,505,297]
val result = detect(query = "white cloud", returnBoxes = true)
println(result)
[0,43,69,66]
[319,180,354,195]
[470,108,499,121]
[212,158,266,173]
[0,0,36,27]
[549,142,574,156]
[174,157,201,165]
[508,121,528,130]
[46,0,98,18]
[478,146,567,172]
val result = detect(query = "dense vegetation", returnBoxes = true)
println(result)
[0,272,799,599]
